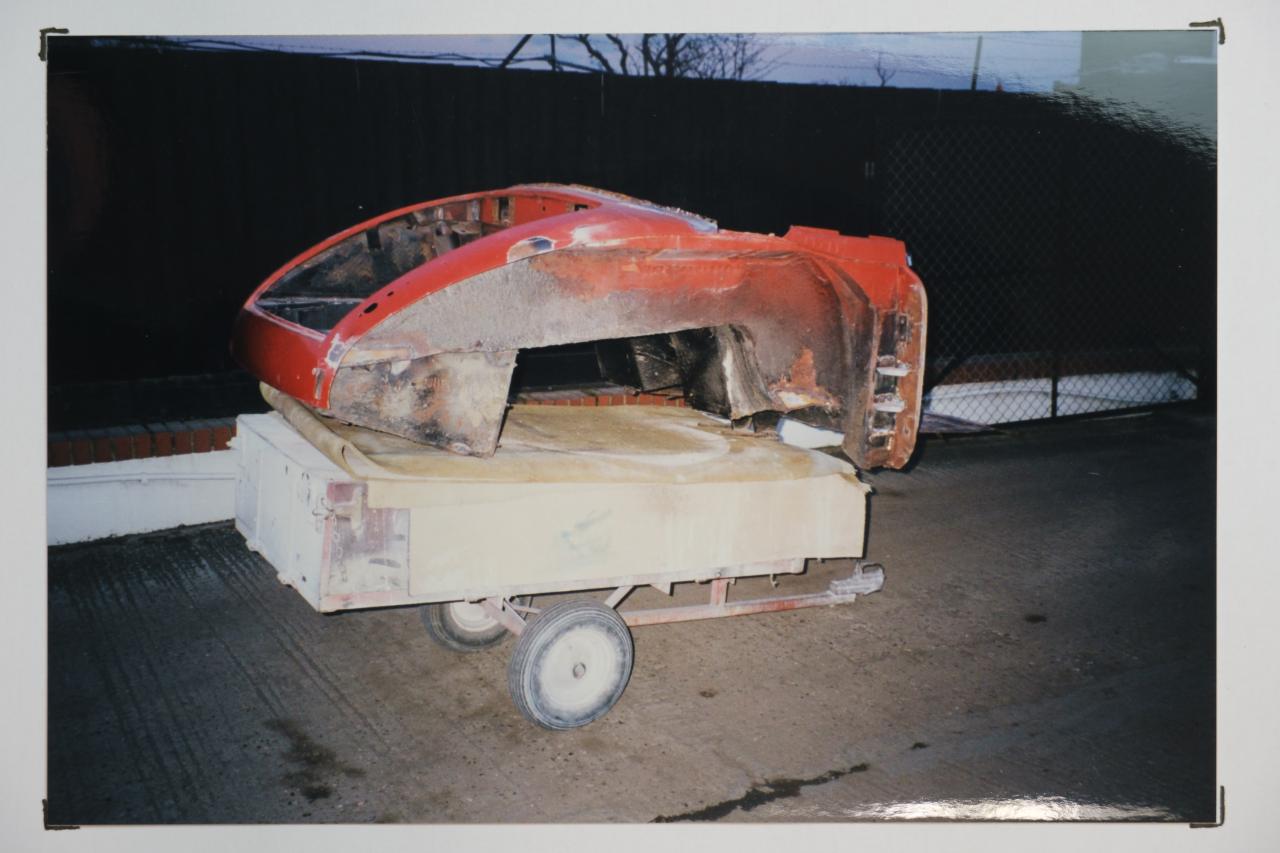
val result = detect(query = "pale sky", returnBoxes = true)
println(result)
[159,32,1086,93]
[150,30,1218,140]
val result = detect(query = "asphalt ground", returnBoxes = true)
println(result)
[46,407,1216,824]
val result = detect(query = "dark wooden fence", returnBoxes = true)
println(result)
[48,38,1215,419]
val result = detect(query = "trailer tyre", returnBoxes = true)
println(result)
[421,601,514,652]
[508,600,634,730]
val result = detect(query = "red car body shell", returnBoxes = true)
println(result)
[232,185,926,468]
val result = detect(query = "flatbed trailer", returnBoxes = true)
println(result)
[234,391,884,729]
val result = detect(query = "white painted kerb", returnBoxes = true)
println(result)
[47,448,239,545]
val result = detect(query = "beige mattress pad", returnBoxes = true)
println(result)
[261,382,860,487]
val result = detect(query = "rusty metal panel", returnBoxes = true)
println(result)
[619,563,885,627]
[326,350,516,456]
[318,481,411,604]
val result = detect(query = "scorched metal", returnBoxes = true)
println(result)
[231,185,926,468]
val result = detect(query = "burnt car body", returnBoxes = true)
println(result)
[231,185,926,469]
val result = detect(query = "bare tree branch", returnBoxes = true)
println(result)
[663,33,683,77]
[532,33,773,81]
[604,34,631,75]
[873,51,898,87]
[572,34,616,75]
[500,34,532,69]
[527,54,599,74]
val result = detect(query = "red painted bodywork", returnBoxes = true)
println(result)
[231,185,927,468]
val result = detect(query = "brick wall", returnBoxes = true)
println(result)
[48,419,236,467]
[46,392,685,467]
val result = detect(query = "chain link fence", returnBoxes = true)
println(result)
[879,110,1215,426]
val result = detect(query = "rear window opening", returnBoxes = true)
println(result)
[257,203,512,331]
[254,192,600,332]
[254,296,364,331]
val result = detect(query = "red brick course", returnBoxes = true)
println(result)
[46,397,690,468]
[49,440,72,467]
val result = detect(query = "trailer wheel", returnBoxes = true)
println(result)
[508,600,634,730]
[421,600,515,652]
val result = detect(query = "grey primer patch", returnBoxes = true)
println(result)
[265,718,366,802]
[652,763,870,822]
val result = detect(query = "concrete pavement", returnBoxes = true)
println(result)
[46,407,1216,824]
